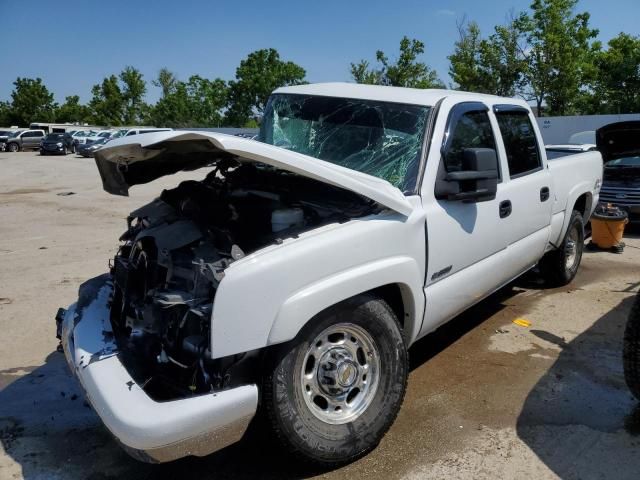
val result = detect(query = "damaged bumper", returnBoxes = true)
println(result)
[59,274,258,463]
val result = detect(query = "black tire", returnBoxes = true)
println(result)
[624,293,640,401]
[63,146,68,155]
[8,142,19,152]
[263,294,408,467]
[71,144,76,154]
[540,210,584,287]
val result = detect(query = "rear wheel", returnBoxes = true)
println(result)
[263,295,408,466]
[624,293,640,401]
[540,210,584,287]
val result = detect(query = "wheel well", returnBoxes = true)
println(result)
[371,284,407,329]
[573,193,590,224]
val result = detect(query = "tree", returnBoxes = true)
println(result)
[55,95,91,123]
[591,33,640,114]
[226,48,306,126]
[153,67,178,98]
[350,36,444,88]
[0,101,11,126]
[7,77,57,126]
[449,18,526,97]
[147,75,228,128]
[89,75,124,125]
[120,66,147,124]
[515,0,600,116]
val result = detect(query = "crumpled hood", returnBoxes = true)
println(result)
[596,121,640,162]
[93,131,413,216]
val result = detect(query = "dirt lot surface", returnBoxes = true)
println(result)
[1,150,640,480]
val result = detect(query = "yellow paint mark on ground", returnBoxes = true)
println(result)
[512,318,532,328]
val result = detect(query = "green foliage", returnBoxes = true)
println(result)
[590,33,640,114]
[120,66,147,124]
[7,77,57,126]
[515,0,600,115]
[56,95,91,123]
[449,19,526,97]
[153,68,178,98]
[351,36,444,89]
[226,48,306,126]
[89,74,125,125]
[87,67,148,125]
[147,75,228,128]
[0,101,11,126]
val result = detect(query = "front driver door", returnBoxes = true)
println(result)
[419,101,511,337]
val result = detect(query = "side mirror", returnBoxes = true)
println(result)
[435,148,499,202]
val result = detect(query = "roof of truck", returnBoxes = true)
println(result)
[274,82,525,108]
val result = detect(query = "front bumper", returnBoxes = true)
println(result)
[59,274,258,463]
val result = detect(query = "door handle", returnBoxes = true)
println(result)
[499,200,512,218]
[540,186,550,202]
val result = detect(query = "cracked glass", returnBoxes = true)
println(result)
[259,94,431,192]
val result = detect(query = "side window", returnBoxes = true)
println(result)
[495,111,541,177]
[443,110,496,172]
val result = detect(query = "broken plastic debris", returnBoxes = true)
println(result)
[512,318,532,327]
[56,191,76,196]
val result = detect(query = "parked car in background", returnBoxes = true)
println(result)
[72,130,101,146]
[123,127,172,136]
[5,129,45,152]
[596,121,640,224]
[40,132,75,155]
[58,83,602,465]
[77,137,109,157]
[0,129,17,151]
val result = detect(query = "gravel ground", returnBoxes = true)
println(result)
[1,150,639,480]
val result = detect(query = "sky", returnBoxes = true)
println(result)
[1,0,638,105]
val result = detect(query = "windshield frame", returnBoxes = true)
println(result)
[259,93,433,194]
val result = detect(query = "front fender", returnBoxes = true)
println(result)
[268,256,423,346]
[210,204,426,359]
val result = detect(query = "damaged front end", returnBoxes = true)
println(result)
[59,275,258,462]
[60,159,380,461]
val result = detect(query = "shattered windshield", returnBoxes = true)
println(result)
[259,94,431,192]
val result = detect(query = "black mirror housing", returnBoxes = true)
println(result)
[435,148,499,202]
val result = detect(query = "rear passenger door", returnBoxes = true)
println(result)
[493,105,553,275]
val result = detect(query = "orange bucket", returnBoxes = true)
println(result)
[591,203,629,249]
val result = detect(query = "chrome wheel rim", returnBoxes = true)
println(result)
[565,225,580,270]
[299,323,380,425]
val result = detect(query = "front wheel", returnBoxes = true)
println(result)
[263,295,408,466]
[8,143,19,152]
[540,210,584,287]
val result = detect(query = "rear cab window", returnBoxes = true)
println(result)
[493,106,542,178]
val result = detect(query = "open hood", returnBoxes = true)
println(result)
[93,131,413,216]
[596,121,640,162]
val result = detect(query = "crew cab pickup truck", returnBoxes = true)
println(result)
[57,83,602,465]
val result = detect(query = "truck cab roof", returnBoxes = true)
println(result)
[275,82,526,108]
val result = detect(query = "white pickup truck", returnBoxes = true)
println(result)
[58,83,602,465]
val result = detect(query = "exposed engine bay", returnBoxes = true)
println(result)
[109,160,380,399]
